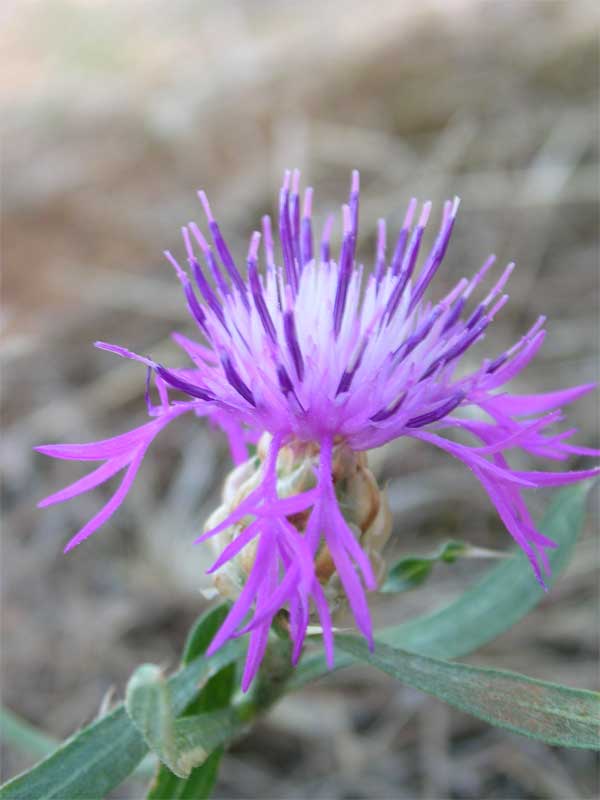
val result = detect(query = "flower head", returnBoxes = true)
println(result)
[37,169,598,689]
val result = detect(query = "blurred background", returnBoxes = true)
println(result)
[2,0,599,797]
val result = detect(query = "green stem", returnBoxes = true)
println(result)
[232,634,294,726]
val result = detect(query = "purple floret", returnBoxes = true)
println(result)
[36,169,599,689]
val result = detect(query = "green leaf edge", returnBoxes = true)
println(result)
[146,605,237,799]
[0,631,245,800]
[337,635,600,749]
[289,482,593,688]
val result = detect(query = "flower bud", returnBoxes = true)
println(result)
[204,433,392,622]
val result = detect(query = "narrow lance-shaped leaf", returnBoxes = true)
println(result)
[337,635,600,749]
[290,482,593,688]
[182,603,232,666]
[382,482,594,659]
[147,604,236,800]
[125,661,239,781]
[126,665,180,775]
[0,706,147,800]
[0,608,246,800]
[148,750,223,800]
[125,617,243,781]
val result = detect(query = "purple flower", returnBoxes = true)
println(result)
[37,169,598,690]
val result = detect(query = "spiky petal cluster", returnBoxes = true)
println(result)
[37,170,598,689]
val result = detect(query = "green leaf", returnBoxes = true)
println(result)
[381,539,475,592]
[380,481,592,659]
[290,482,592,689]
[148,750,223,800]
[126,664,181,775]
[0,706,158,783]
[147,606,238,798]
[0,625,246,800]
[124,608,244,781]
[336,635,600,749]
[171,710,241,777]
[0,706,147,800]
[155,664,236,798]
[125,664,239,779]
[126,648,242,779]
[182,604,231,666]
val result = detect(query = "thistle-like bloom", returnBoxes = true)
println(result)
[37,170,598,689]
